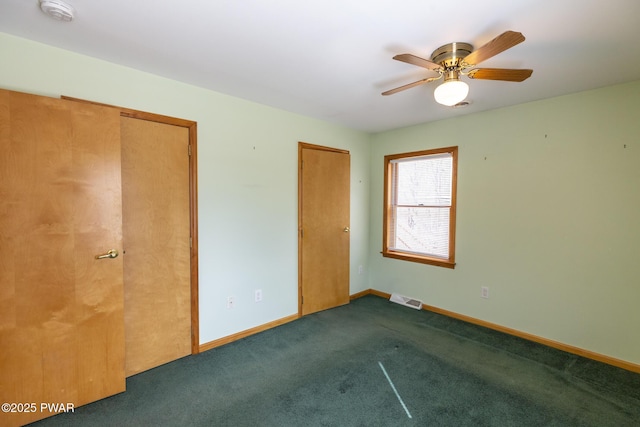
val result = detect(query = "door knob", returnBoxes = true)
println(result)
[343,227,350,233]
[95,249,119,259]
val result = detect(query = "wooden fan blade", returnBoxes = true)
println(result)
[393,54,442,71]
[382,77,439,96]
[462,31,526,66]
[467,68,533,82]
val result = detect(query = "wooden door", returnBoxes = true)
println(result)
[299,143,350,316]
[0,90,125,427]
[121,117,192,376]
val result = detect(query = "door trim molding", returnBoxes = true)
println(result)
[62,96,200,354]
[299,141,349,154]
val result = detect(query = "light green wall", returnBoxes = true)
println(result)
[369,81,640,364]
[2,31,638,366]
[0,33,371,344]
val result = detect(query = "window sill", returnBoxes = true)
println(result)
[382,250,456,269]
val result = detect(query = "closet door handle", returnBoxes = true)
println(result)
[95,249,119,259]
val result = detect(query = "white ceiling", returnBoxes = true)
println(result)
[2,0,640,133]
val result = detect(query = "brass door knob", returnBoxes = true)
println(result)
[95,249,119,259]
[344,227,350,233]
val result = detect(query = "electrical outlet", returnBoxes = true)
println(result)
[358,265,364,275]
[227,296,235,309]
[481,286,489,299]
[254,289,262,303]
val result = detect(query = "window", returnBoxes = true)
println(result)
[383,146,458,268]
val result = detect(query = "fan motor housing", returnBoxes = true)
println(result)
[431,42,473,68]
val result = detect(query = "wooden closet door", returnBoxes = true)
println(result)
[121,117,192,376]
[299,143,351,315]
[0,89,125,427]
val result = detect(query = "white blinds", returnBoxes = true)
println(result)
[390,153,453,258]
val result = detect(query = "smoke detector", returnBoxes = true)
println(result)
[39,0,75,22]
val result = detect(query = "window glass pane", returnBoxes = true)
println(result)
[395,155,452,206]
[391,207,450,258]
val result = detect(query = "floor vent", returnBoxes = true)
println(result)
[389,293,423,310]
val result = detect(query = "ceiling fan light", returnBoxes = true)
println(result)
[434,80,469,106]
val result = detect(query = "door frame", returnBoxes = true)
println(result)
[297,141,350,316]
[62,96,200,354]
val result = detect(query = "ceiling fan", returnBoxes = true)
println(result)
[382,30,533,106]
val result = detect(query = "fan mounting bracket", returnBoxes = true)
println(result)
[430,42,473,69]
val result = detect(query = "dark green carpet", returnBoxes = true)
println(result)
[30,295,640,426]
